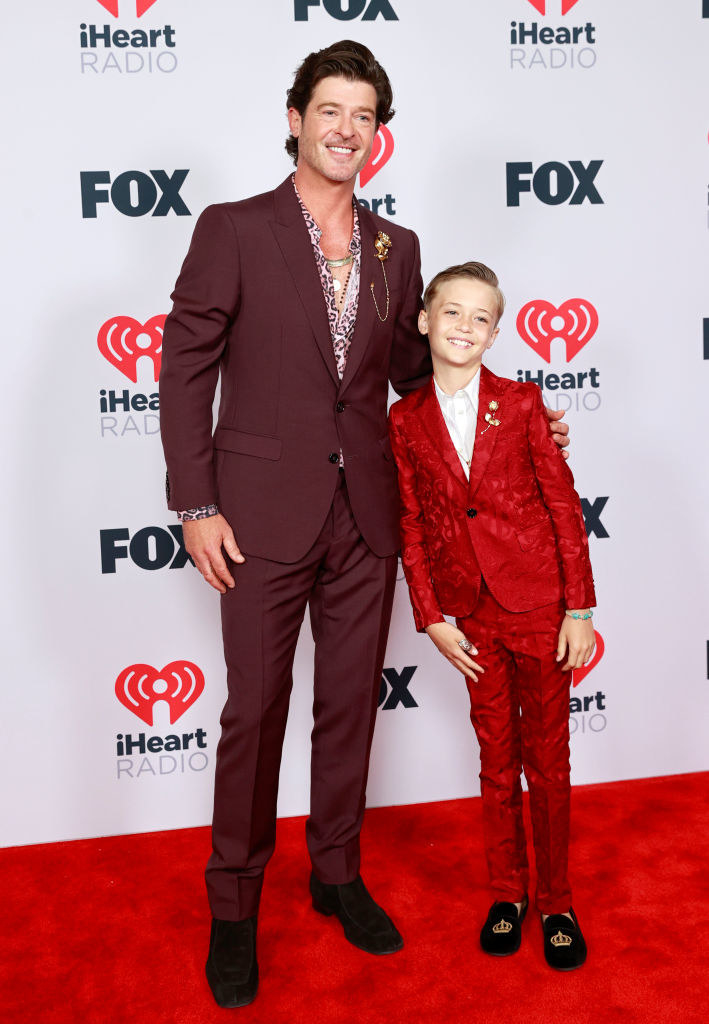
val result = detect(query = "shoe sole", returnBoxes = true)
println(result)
[545,955,587,972]
[480,942,522,957]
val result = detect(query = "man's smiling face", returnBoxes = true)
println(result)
[288,76,378,184]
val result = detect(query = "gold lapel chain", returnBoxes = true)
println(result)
[370,231,392,322]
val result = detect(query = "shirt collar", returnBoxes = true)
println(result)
[292,174,361,253]
[434,368,482,407]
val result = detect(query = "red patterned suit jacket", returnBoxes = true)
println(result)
[388,365,596,631]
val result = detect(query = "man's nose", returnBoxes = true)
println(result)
[338,114,355,138]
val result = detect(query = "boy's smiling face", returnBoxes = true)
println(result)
[419,277,500,378]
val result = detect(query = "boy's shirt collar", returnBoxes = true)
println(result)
[433,369,481,407]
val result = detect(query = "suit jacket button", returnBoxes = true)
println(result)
[336,401,346,413]
[328,452,339,464]
[466,508,477,518]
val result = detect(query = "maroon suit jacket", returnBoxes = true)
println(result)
[159,176,431,562]
[388,366,596,630]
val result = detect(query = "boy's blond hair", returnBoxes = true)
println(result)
[423,262,505,324]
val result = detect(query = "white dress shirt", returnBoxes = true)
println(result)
[434,371,481,480]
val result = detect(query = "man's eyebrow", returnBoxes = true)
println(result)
[316,102,376,115]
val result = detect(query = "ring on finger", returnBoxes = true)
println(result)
[458,638,473,653]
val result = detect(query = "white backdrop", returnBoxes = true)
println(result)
[2,0,709,848]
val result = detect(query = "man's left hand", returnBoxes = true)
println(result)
[545,406,570,459]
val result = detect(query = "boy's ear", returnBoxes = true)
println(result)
[487,327,500,350]
[418,309,428,335]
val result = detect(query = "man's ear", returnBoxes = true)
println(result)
[287,108,301,138]
[418,309,428,336]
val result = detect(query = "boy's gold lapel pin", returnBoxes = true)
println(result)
[481,400,501,435]
[370,231,391,322]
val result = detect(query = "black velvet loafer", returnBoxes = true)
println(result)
[480,897,529,956]
[310,873,404,955]
[205,916,259,1008]
[542,907,587,971]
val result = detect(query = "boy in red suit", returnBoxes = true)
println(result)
[388,262,596,970]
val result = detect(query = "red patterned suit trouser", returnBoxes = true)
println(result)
[457,580,572,915]
[206,472,397,922]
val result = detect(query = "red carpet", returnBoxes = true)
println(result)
[4,773,708,1024]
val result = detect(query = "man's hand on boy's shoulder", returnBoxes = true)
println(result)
[545,405,570,459]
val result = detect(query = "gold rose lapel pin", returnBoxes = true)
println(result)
[370,231,392,322]
[481,400,501,435]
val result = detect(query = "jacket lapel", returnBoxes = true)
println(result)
[339,202,378,395]
[467,365,506,499]
[269,177,338,385]
[415,379,469,494]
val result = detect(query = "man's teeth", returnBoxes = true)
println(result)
[329,146,354,154]
[448,338,473,348]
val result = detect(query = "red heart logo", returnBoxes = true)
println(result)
[359,125,394,188]
[571,630,604,688]
[95,0,160,16]
[516,298,598,364]
[97,314,165,383]
[526,0,582,13]
[115,661,205,725]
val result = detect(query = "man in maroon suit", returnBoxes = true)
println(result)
[159,41,569,1008]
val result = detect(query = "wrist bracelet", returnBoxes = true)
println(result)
[565,610,593,621]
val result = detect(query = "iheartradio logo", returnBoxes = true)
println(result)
[572,630,604,688]
[115,661,204,725]
[516,298,598,363]
[98,315,165,382]
[526,0,582,13]
[95,0,160,16]
[360,125,394,188]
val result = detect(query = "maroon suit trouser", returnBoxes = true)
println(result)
[206,472,397,921]
[457,581,572,915]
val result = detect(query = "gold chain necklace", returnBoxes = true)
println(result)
[454,446,473,469]
[326,255,354,269]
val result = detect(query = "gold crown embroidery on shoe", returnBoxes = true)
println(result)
[492,918,513,935]
[550,930,573,947]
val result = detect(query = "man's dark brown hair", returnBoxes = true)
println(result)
[285,39,395,165]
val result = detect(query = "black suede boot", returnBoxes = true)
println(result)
[310,873,404,954]
[205,917,259,1008]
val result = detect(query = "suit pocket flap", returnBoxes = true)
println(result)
[516,519,552,551]
[213,427,282,460]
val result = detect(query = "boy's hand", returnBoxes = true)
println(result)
[545,405,570,460]
[425,621,485,682]
[556,614,595,671]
